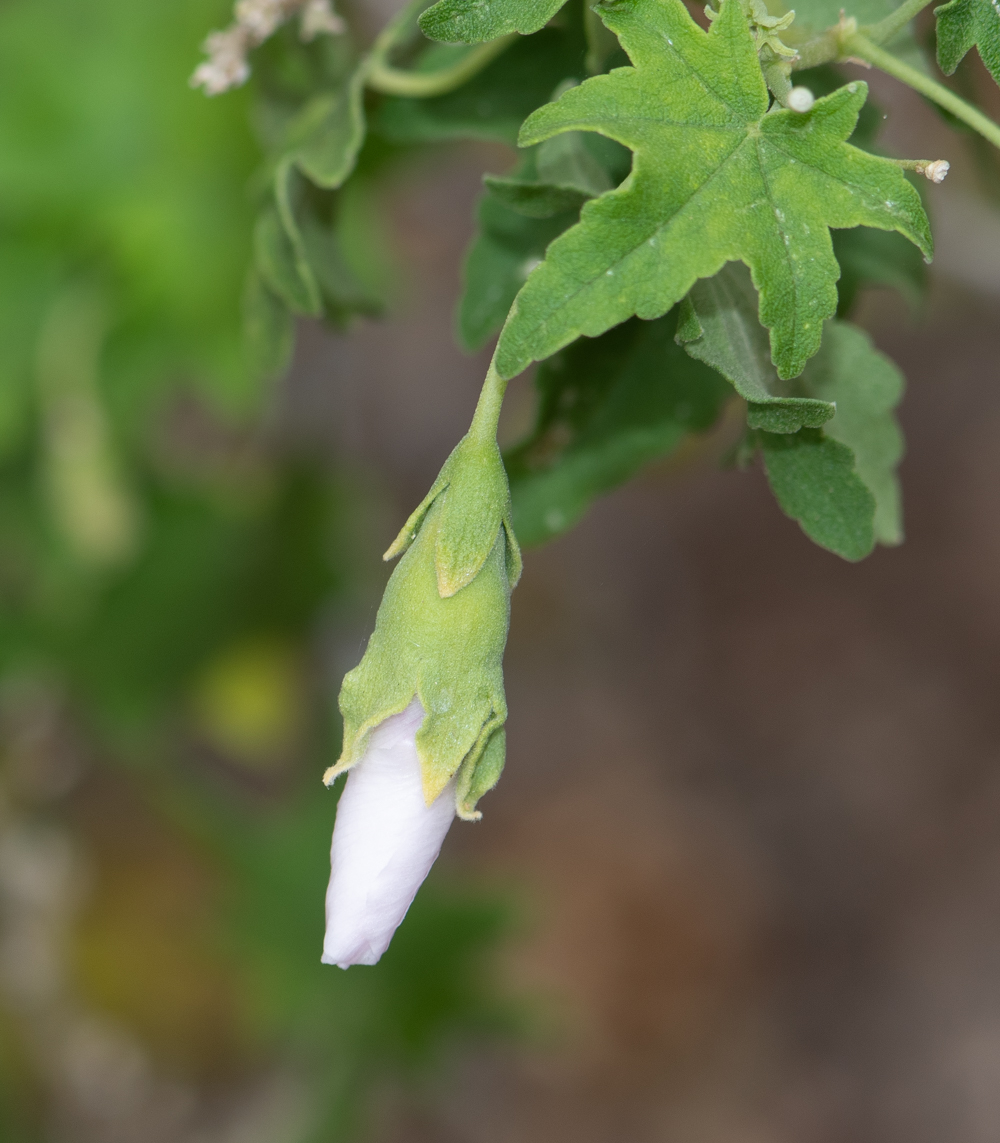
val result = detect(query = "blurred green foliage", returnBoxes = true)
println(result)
[0,1,512,1137]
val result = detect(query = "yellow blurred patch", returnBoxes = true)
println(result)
[191,637,304,770]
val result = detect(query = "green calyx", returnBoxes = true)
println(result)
[324,434,521,820]
[385,431,522,596]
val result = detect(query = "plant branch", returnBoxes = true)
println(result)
[365,34,516,97]
[860,0,936,45]
[845,33,1000,150]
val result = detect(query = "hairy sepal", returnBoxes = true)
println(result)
[384,433,521,595]
[328,465,517,815]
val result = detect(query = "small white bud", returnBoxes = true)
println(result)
[787,86,815,113]
[922,159,950,184]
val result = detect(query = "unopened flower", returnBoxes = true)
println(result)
[322,699,455,967]
[322,430,520,967]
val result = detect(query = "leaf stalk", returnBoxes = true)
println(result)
[859,0,937,45]
[364,34,517,98]
[843,32,1000,151]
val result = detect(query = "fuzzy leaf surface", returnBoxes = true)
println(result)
[676,263,835,433]
[495,0,931,382]
[507,312,731,544]
[800,321,904,544]
[758,320,904,556]
[420,0,569,44]
[253,28,367,189]
[459,193,582,351]
[935,0,1000,84]
[760,429,876,560]
[460,133,630,349]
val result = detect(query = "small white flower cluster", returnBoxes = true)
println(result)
[191,0,345,96]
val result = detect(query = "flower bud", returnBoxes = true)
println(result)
[322,432,519,966]
[322,699,455,967]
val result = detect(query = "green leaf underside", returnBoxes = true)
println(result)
[677,262,835,433]
[673,263,903,557]
[494,0,931,384]
[507,311,731,544]
[372,26,588,146]
[460,195,582,351]
[935,0,1000,84]
[799,320,905,546]
[460,133,631,350]
[757,319,904,557]
[253,27,367,190]
[255,164,382,324]
[486,131,622,216]
[420,0,570,44]
[287,69,367,189]
[760,429,876,560]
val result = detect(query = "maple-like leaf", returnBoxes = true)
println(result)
[935,0,1000,86]
[494,0,931,383]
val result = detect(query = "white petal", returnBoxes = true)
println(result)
[322,698,455,968]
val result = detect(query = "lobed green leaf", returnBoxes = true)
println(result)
[935,0,1000,86]
[495,0,931,383]
[459,132,630,349]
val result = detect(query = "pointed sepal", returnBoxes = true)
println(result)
[325,442,518,816]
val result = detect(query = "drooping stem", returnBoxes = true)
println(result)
[468,362,509,442]
[860,0,936,45]
[365,35,517,98]
[845,33,1000,150]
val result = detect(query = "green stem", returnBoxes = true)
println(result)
[469,362,508,441]
[860,0,935,45]
[845,33,1000,150]
[763,60,793,105]
[365,34,517,98]
[791,22,844,70]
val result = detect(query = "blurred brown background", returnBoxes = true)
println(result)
[282,62,1000,1143]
